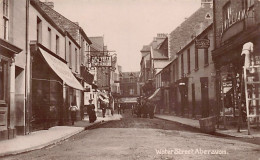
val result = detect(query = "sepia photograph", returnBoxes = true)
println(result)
[0,0,260,159]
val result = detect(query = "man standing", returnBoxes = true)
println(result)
[69,102,78,125]
[118,103,121,114]
[87,99,96,123]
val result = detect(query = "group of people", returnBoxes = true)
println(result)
[134,100,155,119]
[69,99,97,125]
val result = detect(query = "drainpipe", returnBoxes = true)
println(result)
[25,0,30,134]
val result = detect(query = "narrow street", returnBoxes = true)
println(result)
[3,110,260,160]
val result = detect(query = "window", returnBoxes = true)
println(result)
[69,42,72,68]
[3,18,8,40]
[3,0,9,40]
[195,47,199,70]
[204,48,209,66]
[75,48,78,72]
[223,2,231,22]
[181,54,184,76]
[130,88,134,95]
[37,17,42,43]
[0,59,7,101]
[3,0,8,17]
[48,28,51,49]
[245,0,254,8]
[187,49,190,73]
[56,35,59,54]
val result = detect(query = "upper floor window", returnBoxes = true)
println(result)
[245,0,254,8]
[56,35,59,55]
[181,54,184,76]
[3,0,9,40]
[3,17,8,40]
[75,48,78,72]
[69,42,72,68]
[195,47,199,70]
[223,2,231,22]
[187,49,190,73]
[48,27,51,49]
[37,17,42,43]
[3,0,9,17]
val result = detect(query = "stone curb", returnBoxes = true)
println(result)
[154,116,253,138]
[0,119,111,158]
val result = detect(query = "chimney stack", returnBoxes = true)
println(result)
[44,0,54,9]
[201,0,213,8]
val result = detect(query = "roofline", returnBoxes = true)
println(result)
[79,28,92,45]
[176,23,213,55]
[30,0,65,36]
[37,0,89,47]
[65,31,81,48]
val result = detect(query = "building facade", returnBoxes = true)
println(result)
[212,0,260,126]
[0,0,23,140]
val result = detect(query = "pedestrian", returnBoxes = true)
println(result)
[118,104,121,114]
[131,104,134,116]
[87,99,96,123]
[69,102,78,125]
[101,101,106,118]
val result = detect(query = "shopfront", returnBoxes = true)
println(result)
[0,39,22,140]
[212,4,260,128]
[31,44,83,131]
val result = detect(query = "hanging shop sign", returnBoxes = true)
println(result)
[91,56,112,67]
[195,39,210,49]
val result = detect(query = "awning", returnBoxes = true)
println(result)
[119,97,138,103]
[148,88,161,101]
[39,48,84,90]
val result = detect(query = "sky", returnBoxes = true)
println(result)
[51,0,201,72]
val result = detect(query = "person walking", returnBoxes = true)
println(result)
[118,103,121,114]
[101,102,107,118]
[87,99,96,123]
[69,102,78,125]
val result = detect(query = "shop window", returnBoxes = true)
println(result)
[0,59,7,101]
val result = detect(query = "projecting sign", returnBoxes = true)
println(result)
[195,39,210,49]
[91,56,112,67]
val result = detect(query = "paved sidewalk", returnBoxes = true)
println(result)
[155,114,260,138]
[0,114,122,157]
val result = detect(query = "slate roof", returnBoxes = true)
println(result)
[169,4,213,59]
[152,49,168,59]
[36,0,91,45]
[89,37,104,52]
[153,60,171,69]
[140,45,150,52]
